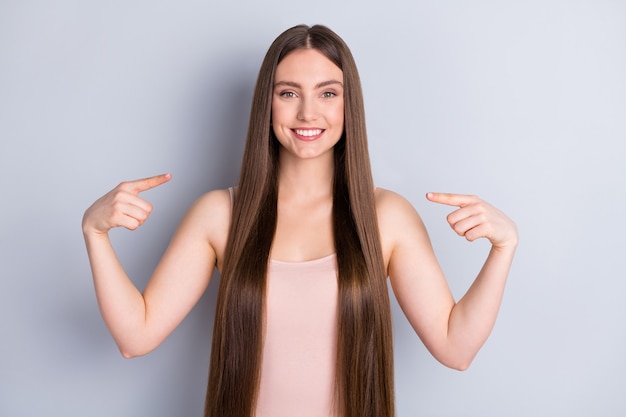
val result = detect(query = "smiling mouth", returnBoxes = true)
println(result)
[293,128,324,138]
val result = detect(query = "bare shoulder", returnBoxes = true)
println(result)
[179,188,232,264]
[189,188,232,221]
[374,187,429,268]
[374,187,425,227]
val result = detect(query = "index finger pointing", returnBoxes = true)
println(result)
[124,173,172,194]
[426,192,475,207]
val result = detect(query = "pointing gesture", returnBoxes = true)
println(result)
[82,174,172,236]
[426,192,518,250]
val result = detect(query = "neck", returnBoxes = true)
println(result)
[277,150,335,200]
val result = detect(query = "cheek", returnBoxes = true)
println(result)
[332,102,345,128]
[271,101,289,125]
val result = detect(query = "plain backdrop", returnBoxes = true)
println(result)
[1,1,625,416]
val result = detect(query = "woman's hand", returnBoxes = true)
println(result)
[82,173,172,236]
[426,192,518,251]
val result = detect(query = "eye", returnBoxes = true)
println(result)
[279,91,297,98]
[321,91,336,98]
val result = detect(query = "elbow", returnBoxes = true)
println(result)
[448,360,472,372]
[120,349,138,359]
[115,334,160,359]
[118,344,153,359]
[437,353,475,371]
[430,340,479,371]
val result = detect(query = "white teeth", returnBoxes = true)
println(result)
[295,129,323,137]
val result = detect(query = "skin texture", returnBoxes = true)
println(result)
[82,49,518,369]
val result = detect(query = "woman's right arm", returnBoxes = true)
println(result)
[82,174,231,358]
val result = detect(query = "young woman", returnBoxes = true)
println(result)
[82,25,518,417]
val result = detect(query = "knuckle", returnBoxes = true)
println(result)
[468,195,481,205]
[112,200,124,212]
[111,189,127,202]
[117,181,130,190]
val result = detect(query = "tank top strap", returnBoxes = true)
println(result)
[228,187,234,211]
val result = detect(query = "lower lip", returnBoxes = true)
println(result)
[292,130,324,141]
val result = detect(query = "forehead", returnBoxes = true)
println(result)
[274,48,343,85]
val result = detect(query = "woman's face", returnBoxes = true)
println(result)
[271,48,344,161]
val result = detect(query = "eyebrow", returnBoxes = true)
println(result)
[274,80,343,89]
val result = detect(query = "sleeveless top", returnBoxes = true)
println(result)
[227,189,339,417]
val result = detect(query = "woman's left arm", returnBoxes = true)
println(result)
[379,190,518,371]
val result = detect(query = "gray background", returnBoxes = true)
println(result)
[1,1,625,416]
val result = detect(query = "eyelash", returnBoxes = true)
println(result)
[278,91,337,98]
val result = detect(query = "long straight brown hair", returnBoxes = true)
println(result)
[204,25,394,417]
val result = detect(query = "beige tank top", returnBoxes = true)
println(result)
[256,255,339,417]
[227,188,339,417]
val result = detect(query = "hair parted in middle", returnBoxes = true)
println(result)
[204,24,395,417]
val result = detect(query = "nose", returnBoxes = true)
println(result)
[297,97,317,121]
